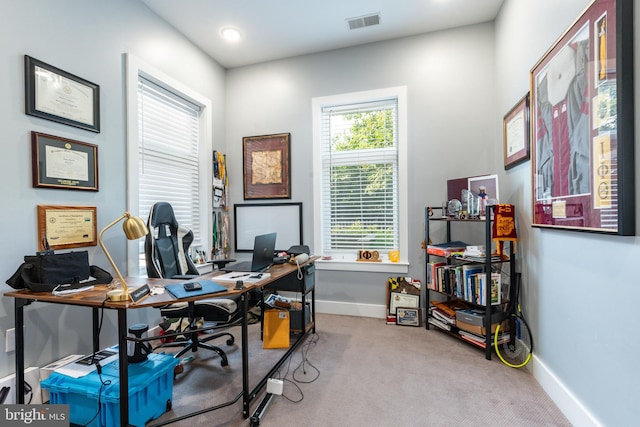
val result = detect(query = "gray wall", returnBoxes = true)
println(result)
[494,0,639,425]
[0,0,225,372]
[225,23,498,310]
[225,1,640,425]
[0,0,637,424]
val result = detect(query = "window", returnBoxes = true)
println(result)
[137,77,201,242]
[125,55,212,276]
[312,87,408,268]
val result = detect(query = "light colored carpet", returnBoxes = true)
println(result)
[151,313,571,427]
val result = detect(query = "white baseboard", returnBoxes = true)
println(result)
[533,354,603,427]
[315,300,386,319]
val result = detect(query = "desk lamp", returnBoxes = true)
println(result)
[98,212,148,301]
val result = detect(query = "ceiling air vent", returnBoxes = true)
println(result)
[347,13,381,30]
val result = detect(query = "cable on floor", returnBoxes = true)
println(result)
[272,331,321,404]
[82,297,110,427]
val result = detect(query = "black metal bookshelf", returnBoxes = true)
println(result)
[424,205,516,360]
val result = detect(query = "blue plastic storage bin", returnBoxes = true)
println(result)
[41,352,178,427]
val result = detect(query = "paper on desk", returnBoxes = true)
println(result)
[215,272,271,283]
[51,276,97,296]
[55,346,119,378]
[52,285,94,296]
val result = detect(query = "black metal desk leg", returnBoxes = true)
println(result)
[311,286,316,334]
[14,299,26,404]
[92,308,100,354]
[117,308,129,426]
[241,292,250,418]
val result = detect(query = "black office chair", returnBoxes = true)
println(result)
[145,202,240,366]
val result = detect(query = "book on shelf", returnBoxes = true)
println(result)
[428,317,452,332]
[427,240,468,257]
[430,299,471,317]
[462,264,483,303]
[476,272,502,305]
[427,261,446,290]
[430,263,465,295]
[454,253,508,263]
[430,308,456,325]
[462,245,485,257]
[490,273,501,305]
[458,330,510,349]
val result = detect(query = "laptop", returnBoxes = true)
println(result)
[221,232,277,272]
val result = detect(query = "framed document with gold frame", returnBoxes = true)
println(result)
[32,132,98,191]
[389,292,420,315]
[37,205,97,251]
[243,133,291,199]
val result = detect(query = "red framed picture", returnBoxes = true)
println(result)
[242,133,291,199]
[530,0,634,235]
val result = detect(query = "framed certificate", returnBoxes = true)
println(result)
[396,307,422,327]
[37,205,97,250]
[25,55,100,133]
[31,132,98,191]
[503,93,530,170]
[389,292,420,314]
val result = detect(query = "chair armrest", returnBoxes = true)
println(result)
[207,259,236,269]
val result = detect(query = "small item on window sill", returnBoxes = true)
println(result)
[357,250,381,262]
[321,255,332,260]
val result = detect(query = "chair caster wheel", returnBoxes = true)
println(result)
[227,338,234,345]
[221,359,229,367]
[166,399,172,411]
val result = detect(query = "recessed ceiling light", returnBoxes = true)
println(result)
[220,26,242,42]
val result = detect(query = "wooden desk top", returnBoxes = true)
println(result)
[4,257,317,310]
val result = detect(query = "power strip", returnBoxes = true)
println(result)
[266,378,283,395]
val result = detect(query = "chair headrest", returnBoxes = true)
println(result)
[148,202,179,229]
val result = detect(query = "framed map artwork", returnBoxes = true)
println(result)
[243,133,291,199]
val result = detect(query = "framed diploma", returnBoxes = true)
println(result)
[242,133,291,199]
[503,93,530,170]
[31,132,98,191]
[25,55,100,133]
[386,277,421,321]
[37,205,97,250]
[389,292,420,315]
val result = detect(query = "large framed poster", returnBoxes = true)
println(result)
[530,0,634,235]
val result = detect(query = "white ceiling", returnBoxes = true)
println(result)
[141,0,505,69]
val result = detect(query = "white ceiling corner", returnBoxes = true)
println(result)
[141,0,505,69]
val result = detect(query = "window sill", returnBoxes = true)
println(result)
[314,259,409,274]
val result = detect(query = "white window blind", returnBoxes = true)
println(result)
[138,76,202,246]
[320,98,399,253]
